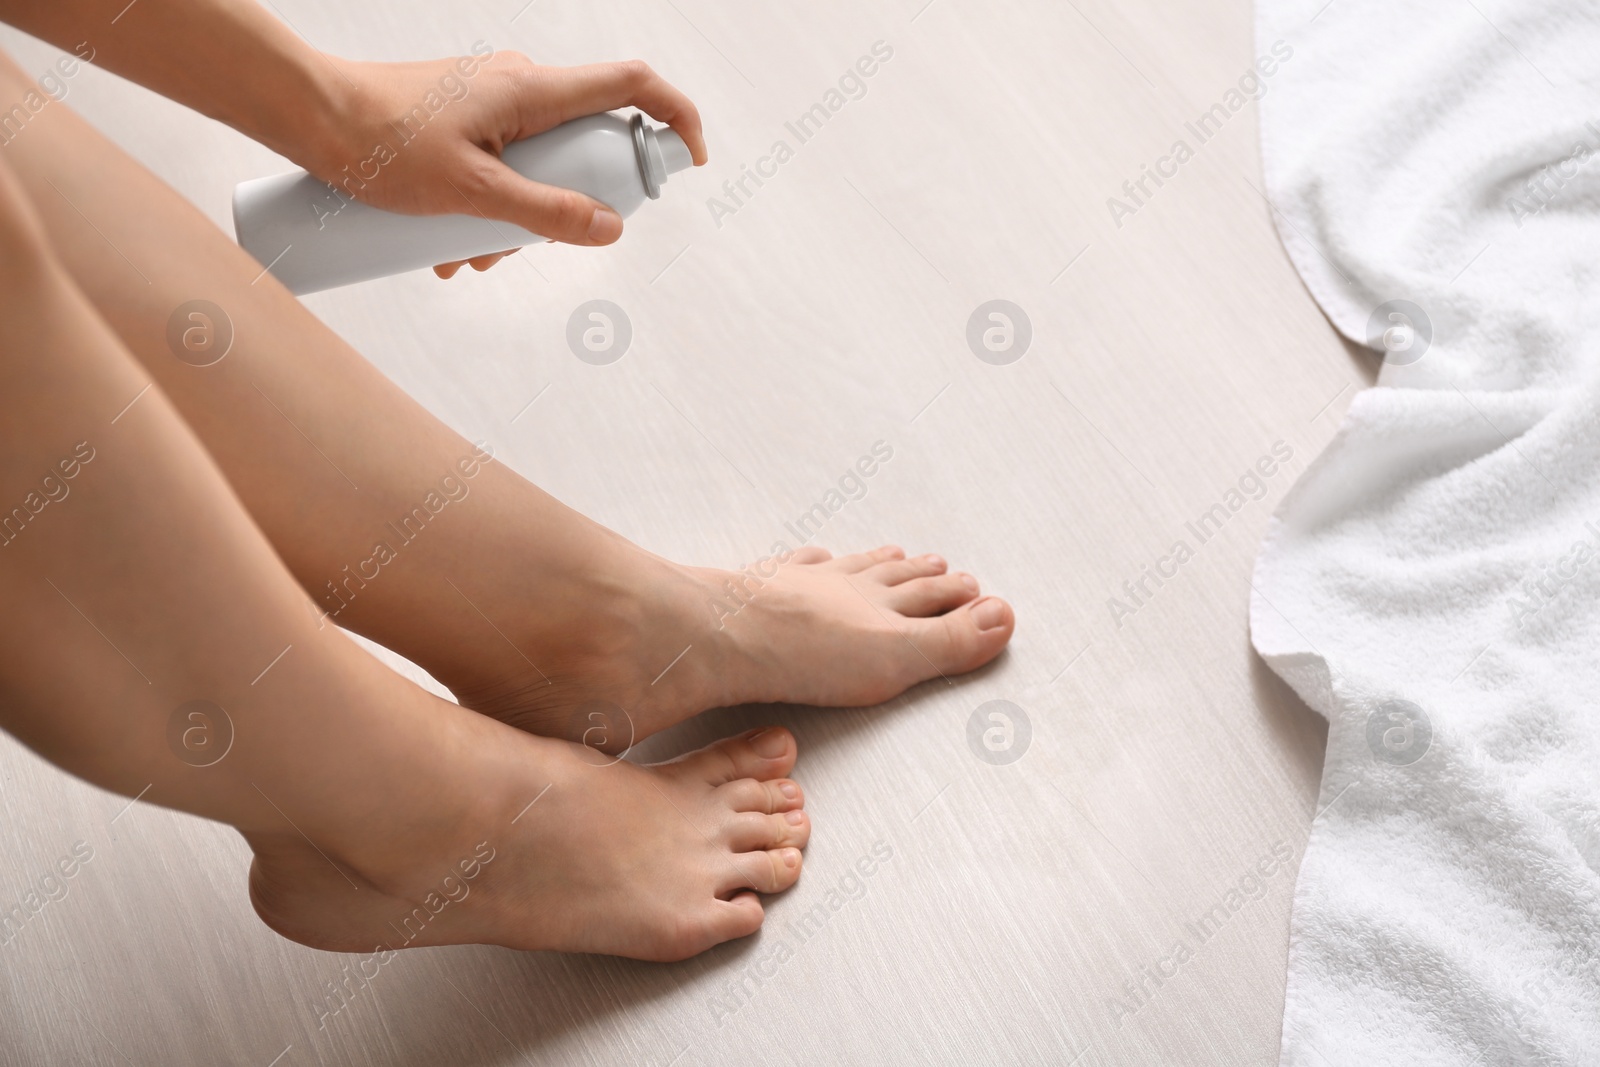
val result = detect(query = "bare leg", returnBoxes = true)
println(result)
[0,155,808,960]
[0,50,1015,744]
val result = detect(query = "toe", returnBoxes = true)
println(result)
[863,553,948,586]
[708,894,765,941]
[788,546,833,564]
[664,896,764,959]
[885,572,981,617]
[913,595,1014,675]
[726,809,810,851]
[665,727,797,785]
[718,777,804,813]
[833,544,905,573]
[725,846,803,895]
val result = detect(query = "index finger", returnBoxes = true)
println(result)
[527,60,708,165]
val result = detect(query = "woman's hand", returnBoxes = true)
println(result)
[0,6,708,276]
[0,1,704,276]
[305,51,708,277]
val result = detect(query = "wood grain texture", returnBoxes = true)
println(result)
[0,0,1362,1063]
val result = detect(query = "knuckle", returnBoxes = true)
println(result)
[511,61,546,93]
[618,58,654,85]
[457,156,501,199]
[662,914,712,960]
[527,188,590,239]
[722,778,760,809]
[556,189,594,224]
[715,746,742,781]
[735,902,764,936]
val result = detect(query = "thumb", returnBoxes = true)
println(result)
[461,156,624,246]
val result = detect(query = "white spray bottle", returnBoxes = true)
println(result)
[232,111,693,295]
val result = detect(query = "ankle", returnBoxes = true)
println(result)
[443,545,741,723]
[245,722,558,953]
[300,716,520,899]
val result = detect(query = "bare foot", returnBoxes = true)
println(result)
[247,725,809,961]
[446,543,1015,746]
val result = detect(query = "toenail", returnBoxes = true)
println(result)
[961,573,978,591]
[785,810,805,826]
[778,781,799,800]
[783,848,800,868]
[972,597,1006,631]
[926,554,945,566]
[749,728,788,758]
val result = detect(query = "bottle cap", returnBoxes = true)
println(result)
[632,113,693,199]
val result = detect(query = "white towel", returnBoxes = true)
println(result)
[1251,1,1600,1063]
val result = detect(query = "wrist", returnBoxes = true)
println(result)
[245,51,363,182]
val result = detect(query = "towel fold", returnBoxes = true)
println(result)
[1251,0,1600,1062]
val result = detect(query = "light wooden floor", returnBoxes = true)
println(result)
[0,1,1362,1063]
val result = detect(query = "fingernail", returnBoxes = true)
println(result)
[778,781,799,800]
[749,728,788,758]
[588,207,622,242]
[785,810,804,826]
[961,573,978,591]
[972,598,1006,631]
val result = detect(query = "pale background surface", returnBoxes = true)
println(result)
[0,0,1362,1063]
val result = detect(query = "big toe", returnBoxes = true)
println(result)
[667,726,797,785]
[661,896,766,961]
[915,595,1014,676]
[708,894,765,943]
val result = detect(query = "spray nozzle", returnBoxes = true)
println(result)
[632,113,694,200]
